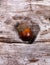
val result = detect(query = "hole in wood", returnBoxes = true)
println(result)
[14,17,40,44]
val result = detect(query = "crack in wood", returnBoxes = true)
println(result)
[0,37,24,43]
[29,58,39,63]
[29,0,33,12]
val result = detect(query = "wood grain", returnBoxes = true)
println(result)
[0,0,50,65]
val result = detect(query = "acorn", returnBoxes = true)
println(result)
[15,21,40,44]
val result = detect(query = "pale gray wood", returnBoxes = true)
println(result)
[0,42,50,65]
[0,0,50,65]
[0,0,50,42]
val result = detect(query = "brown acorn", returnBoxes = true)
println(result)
[15,21,40,44]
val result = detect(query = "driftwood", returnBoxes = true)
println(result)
[0,0,50,65]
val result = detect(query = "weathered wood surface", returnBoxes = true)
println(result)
[0,0,50,65]
[0,42,50,65]
[0,0,50,42]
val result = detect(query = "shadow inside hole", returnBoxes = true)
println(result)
[14,17,40,44]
